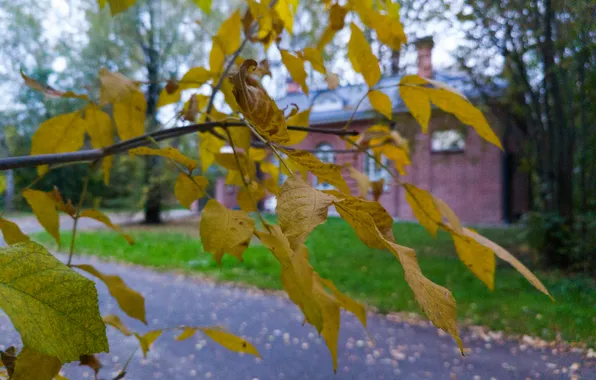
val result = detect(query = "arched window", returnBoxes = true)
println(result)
[364,151,390,188]
[314,143,335,190]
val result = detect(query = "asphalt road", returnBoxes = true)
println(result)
[0,213,593,379]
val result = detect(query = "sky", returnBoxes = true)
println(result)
[3,0,467,112]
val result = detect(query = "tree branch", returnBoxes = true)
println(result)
[0,122,359,170]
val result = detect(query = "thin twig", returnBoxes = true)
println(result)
[0,121,359,171]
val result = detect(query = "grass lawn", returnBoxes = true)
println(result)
[34,217,595,346]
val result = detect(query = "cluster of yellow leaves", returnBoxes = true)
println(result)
[403,183,552,298]
[11,0,555,377]
[347,124,411,176]
[26,68,148,184]
[399,75,503,149]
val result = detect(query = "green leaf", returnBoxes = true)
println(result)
[0,242,108,362]
[12,347,61,380]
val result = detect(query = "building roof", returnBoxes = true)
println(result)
[275,71,505,126]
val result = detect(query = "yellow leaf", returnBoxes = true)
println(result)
[382,144,410,175]
[218,10,241,55]
[199,200,255,265]
[317,275,366,329]
[200,328,260,357]
[214,152,256,180]
[383,239,463,352]
[301,47,326,74]
[333,197,394,248]
[286,108,310,145]
[400,75,502,149]
[237,181,266,212]
[106,0,136,16]
[21,70,88,100]
[129,146,198,171]
[371,179,384,201]
[12,347,61,380]
[221,78,240,112]
[157,86,181,108]
[209,38,225,74]
[23,189,60,246]
[312,279,340,371]
[347,166,371,198]
[277,176,335,250]
[103,314,133,336]
[135,330,162,358]
[198,131,225,172]
[79,209,134,245]
[0,217,30,245]
[193,0,211,13]
[260,161,280,192]
[255,227,324,332]
[227,127,252,152]
[451,233,495,290]
[113,89,146,140]
[434,197,463,234]
[31,112,86,175]
[174,174,208,209]
[175,327,197,341]
[274,0,298,34]
[361,8,407,50]
[399,75,431,132]
[463,228,553,300]
[281,149,350,194]
[368,90,392,119]
[231,60,289,143]
[98,68,138,104]
[281,50,308,94]
[347,23,380,88]
[0,242,109,362]
[83,104,114,184]
[179,66,211,90]
[249,147,267,161]
[427,87,503,149]
[317,26,336,51]
[403,183,441,237]
[75,263,145,323]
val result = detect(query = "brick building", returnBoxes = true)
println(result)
[215,38,529,224]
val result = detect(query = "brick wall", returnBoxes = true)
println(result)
[215,111,512,224]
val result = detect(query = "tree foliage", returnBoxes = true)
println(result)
[0,0,553,378]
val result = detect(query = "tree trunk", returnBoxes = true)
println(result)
[142,0,163,224]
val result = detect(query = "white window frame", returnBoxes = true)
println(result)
[364,151,391,190]
[431,130,465,153]
[314,143,335,190]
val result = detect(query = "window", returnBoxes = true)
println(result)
[314,143,335,190]
[364,151,390,188]
[431,130,465,153]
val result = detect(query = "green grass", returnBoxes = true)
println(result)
[34,218,595,346]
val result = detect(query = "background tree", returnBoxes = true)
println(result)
[449,0,596,269]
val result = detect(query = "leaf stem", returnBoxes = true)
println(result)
[67,163,93,266]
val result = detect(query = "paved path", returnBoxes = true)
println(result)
[0,213,594,379]
[1,257,592,380]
